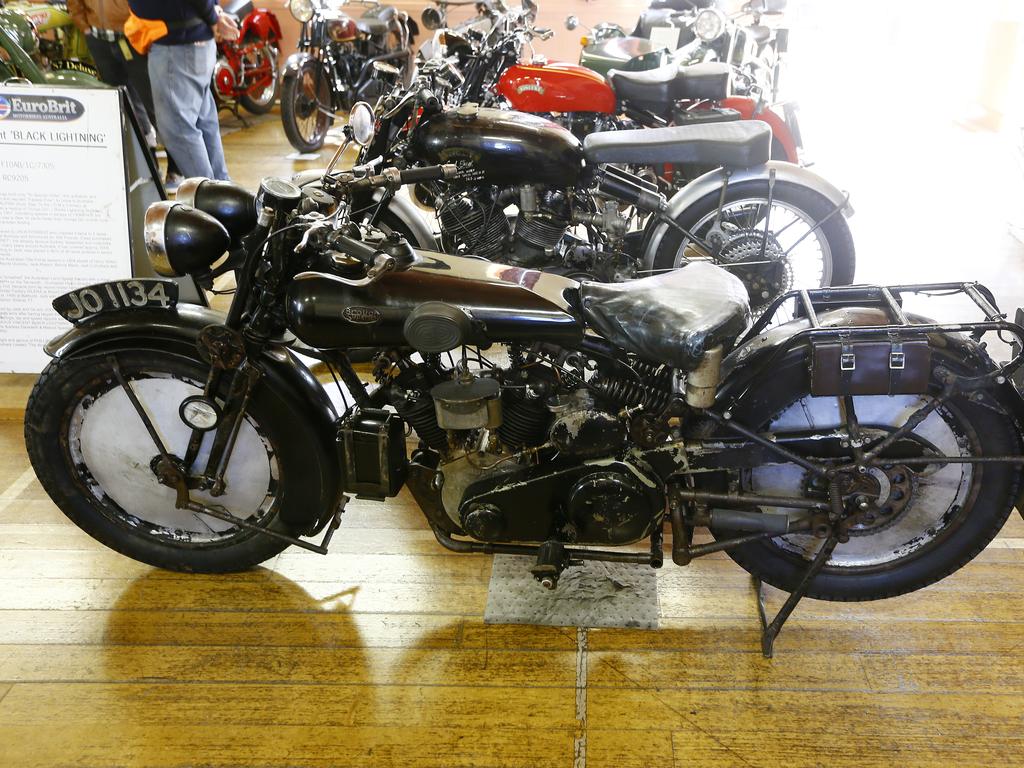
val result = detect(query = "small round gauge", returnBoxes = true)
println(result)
[179,396,221,431]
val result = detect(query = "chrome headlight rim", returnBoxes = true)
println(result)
[174,177,209,208]
[143,201,178,277]
[289,0,315,23]
[693,8,726,42]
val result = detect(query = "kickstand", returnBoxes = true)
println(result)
[753,534,838,658]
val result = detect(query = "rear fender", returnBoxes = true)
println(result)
[44,303,342,535]
[240,8,282,42]
[718,96,798,162]
[718,304,1024,513]
[641,160,854,271]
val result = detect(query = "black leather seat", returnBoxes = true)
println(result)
[609,61,730,111]
[580,262,751,371]
[583,120,771,169]
[357,6,395,35]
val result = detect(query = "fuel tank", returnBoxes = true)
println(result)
[497,62,616,115]
[411,106,585,187]
[285,250,585,350]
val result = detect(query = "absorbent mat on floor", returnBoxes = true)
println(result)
[484,554,659,629]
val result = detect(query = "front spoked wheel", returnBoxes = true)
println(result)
[713,355,1020,601]
[653,180,856,314]
[281,60,333,153]
[25,351,313,572]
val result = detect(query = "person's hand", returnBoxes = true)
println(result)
[214,8,240,41]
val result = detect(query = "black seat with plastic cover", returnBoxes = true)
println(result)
[579,262,751,371]
[609,61,730,112]
[583,120,771,169]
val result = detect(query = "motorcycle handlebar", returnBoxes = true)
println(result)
[346,164,457,192]
[416,87,441,113]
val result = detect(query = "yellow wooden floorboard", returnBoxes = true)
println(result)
[0,644,576,687]
[0,724,577,768]
[0,682,578,730]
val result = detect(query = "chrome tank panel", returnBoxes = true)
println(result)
[285,250,584,350]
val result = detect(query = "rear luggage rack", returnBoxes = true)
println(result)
[734,282,1024,401]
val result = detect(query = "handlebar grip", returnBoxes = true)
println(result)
[399,165,448,184]
[417,88,440,113]
[332,234,379,265]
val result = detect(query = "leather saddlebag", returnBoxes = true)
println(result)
[810,337,931,396]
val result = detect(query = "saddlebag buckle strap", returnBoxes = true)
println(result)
[811,335,931,397]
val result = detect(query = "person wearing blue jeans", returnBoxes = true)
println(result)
[127,0,238,180]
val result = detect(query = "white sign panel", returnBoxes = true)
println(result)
[0,86,132,373]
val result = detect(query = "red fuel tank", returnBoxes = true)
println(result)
[498,62,616,115]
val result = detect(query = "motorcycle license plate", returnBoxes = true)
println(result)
[52,279,179,324]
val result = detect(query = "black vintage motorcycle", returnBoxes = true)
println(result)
[280,0,417,152]
[24,108,1024,655]
[341,79,854,311]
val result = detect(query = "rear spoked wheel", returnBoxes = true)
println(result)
[712,355,1020,601]
[653,180,856,314]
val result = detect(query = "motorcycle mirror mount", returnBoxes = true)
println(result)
[348,101,376,147]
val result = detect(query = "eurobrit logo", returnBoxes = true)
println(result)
[0,94,84,122]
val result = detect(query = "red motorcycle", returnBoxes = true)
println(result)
[213,0,283,116]
[497,59,801,164]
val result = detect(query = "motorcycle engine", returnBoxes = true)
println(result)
[387,351,665,547]
[437,185,571,268]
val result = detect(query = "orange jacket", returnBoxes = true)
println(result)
[67,0,133,34]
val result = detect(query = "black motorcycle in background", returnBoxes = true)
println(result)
[280,0,417,152]
[334,70,855,310]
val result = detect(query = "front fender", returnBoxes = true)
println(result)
[44,303,342,535]
[641,161,854,271]
[282,51,314,80]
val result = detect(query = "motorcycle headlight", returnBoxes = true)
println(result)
[421,6,443,31]
[176,178,257,249]
[289,0,315,23]
[693,8,725,42]
[144,201,230,278]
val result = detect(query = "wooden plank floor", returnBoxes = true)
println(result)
[4,419,1024,768]
[5,110,1024,767]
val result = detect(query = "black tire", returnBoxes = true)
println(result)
[281,59,333,153]
[652,180,856,307]
[711,351,1021,601]
[239,45,280,115]
[24,350,328,572]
